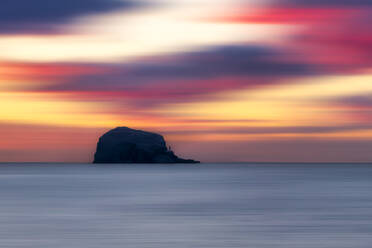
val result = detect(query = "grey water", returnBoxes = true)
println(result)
[1,163,372,248]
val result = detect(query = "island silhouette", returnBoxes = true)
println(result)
[93,127,199,163]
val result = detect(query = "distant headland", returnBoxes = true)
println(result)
[93,127,199,164]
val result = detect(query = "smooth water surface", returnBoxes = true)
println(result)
[0,163,372,247]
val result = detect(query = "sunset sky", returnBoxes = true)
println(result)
[1,0,372,162]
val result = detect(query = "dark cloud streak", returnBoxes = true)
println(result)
[33,45,320,108]
[48,45,317,91]
[0,0,145,34]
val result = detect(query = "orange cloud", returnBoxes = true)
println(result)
[0,62,108,80]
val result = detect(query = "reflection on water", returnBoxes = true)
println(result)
[1,163,372,247]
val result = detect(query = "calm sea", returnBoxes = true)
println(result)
[0,163,372,247]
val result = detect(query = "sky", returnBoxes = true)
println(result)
[1,0,372,163]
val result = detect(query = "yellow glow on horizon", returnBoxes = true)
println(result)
[0,92,125,128]
[160,74,372,129]
[243,74,372,101]
[160,98,339,127]
[2,73,372,141]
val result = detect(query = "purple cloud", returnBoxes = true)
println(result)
[0,0,146,34]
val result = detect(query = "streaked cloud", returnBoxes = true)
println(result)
[0,0,145,34]
[41,45,316,95]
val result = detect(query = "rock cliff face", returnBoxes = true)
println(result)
[93,127,199,163]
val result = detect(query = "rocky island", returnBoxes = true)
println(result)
[93,127,199,163]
